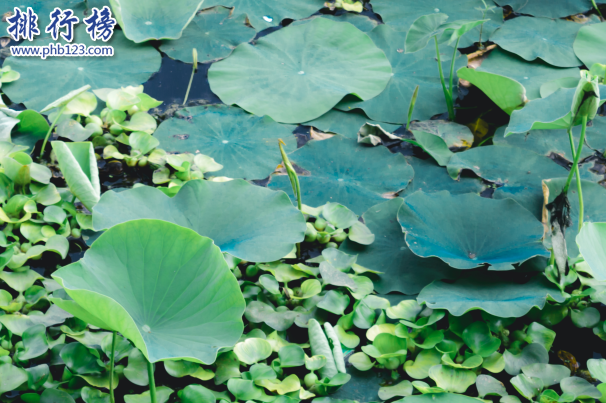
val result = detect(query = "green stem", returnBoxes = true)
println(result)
[448,36,461,107]
[592,0,604,19]
[563,115,588,194]
[405,85,419,131]
[40,104,68,158]
[566,126,585,231]
[434,36,454,120]
[279,139,302,257]
[109,331,116,403]
[183,65,196,106]
[147,359,157,403]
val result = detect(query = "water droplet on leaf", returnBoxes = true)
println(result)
[263,15,273,22]
[145,21,152,25]
[298,71,305,75]
[222,140,229,144]
[142,325,151,333]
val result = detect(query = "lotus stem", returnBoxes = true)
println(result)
[183,48,198,106]
[434,36,455,121]
[109,331,116,403]
[592,0,604,20]
[566,126,584,232]
[406,85,419,131]
[40,103,68,158]
[448,36,461,110]
[279,139,302,257]
[563,115,588,230]
[147,359,157,403]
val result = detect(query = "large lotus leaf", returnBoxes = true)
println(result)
[400,394,480,403]
[585,115,606,152]
[199,0,325,30]
[494,0,594,18]
[335,25,466,123]
[52,220,246,364]
[398,191,548,270]
[543,179,606,258]
[304,110,400,140]
[506,88,575,135]
[159,7,256,64]
[577,223,606,281]
[320,13,379,33]
[208,18,392,124]
[268,135,414,214]
[109,0,204,42]
[490,17,582,67]
[3,25,161,112]
[340,198,459,295]
[447,145,569,219]
[153,105,296,180]
[0,0,87,38]
[371,0,503,48]
[93,179,306,262]
[574,22,606,68]
[402,157,485,197]
[493,126,594,162]
[475,48,580,100]
[457,67,526,115]
[418,274,565,317]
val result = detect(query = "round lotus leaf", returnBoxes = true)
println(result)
[233,338,272,365]
[304,110,400,140]
[476,375,507,398]
[560,376,602,400]
[490,17,582,67]
[543,178,606,258]
[109,0,203,42]
[200,0,325,30]
[335,25,466,123]
[448,145,569,219]
[208,18,392,124]
[0,0,87,38]
[268,135,414,213]
[585,115,606,152]
[3,25,161,112]
[402,157,485,197]
[52,219,246,364]
[574,22,606,68]
[462,322,501,358]
[521,364,570,387]
[159,7,256,64]
[418,275,565,318]
[341,198,458,294]
[92,179,306,262]
[398,191,548,270]
[494,0,594,18]
[153,105,296,180]
[578,223,606,281]
[428,365,476,394]
[476,48,580,100]
[371,0,503,48]
[493,126,594,162]
[321,13,379,32]
[400,394,480,402]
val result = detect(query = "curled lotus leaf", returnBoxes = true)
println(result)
[304,110,400,140]
[93,179,306,262]
[398,191,549,270]
[52,219,246,364]
[494,0,594,18]
[209,18,392,124]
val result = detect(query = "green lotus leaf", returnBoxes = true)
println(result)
[215,351,241,385]
[504,343,549,376]
[475,48,580,100]
[0,269,42,293]
[560,377,602,400]
[372,0,503,48]
[571,306,600,328]
[361,333,407,361]
[256,374,301,395]
[61,342,105,375]
[245,301,299,331]
[482,352,505,374]
[378,380,413,400]
[511,374,543,400]
[521,364,570,387]
[441,353,483,369]
[16,324,48,361]
[407,130,453,166]
[317,290,350,316]
[348,352,374,371]
[317,13,378,32]
[3,25,160,112]
[124,386,174,403]
[462,322,501,358]
[418,274,565,317]
[124,348,149,386]
[200,0,324,30]
[491,17,582,67]
[304,110,400,140]
[410,381,444,395]
[585,115,606,152]
[322,248,357,271]
[153,105,296,180]
[209,18,392,124]
[366,324,397,342]
[493,126,594,162]
[386,300,422,321]
[404,348,442,379]
[476,374,507,398]
[448,146,569,219]
[12,110,50,150]
[399,393,480,402]
[268,136,413,213]
[0,359,28,394]
[398,191,548,270]
[41,389,76,403]
[179,385,216,403]
[81,386,110,403]
[457,67,526,115]
[93,179,305,262]
[399,310,445,330]
[410,120,474,149]
[428,364,477,394]
[291,280,322,300]
[228,378,273,402]
[259,262,309,283]
[160,7,255,64]
[278,345,304,368]
[523,322,556,352]
[494,0,594,18]
[109,0,203,42]
[335,25,466,123]
[402,157,485,197]
[52,219,246,364]
[341,198,458,294]
[234,338,272,365]
[543,179,606,258]
[577,223,606,280]
[575,22,606,72]
[587,359,606,383]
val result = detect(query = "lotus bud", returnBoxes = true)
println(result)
[317,232,331,244]
[245,265,259,277]
[325,242,338,249]
[71,228,81,238]
[20,242,31,253]
[85,115,103,126]
[137,157,148,167]
[305,222,318,242]
[100,107,109,119]
[304,372,318,388]
[109,124,124,136]
[41,225,56,238]
[128,105,140,116]
[85,122,104,138]
[572,70,600,122]
[331,229,347,243]
[314,218,327,231]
